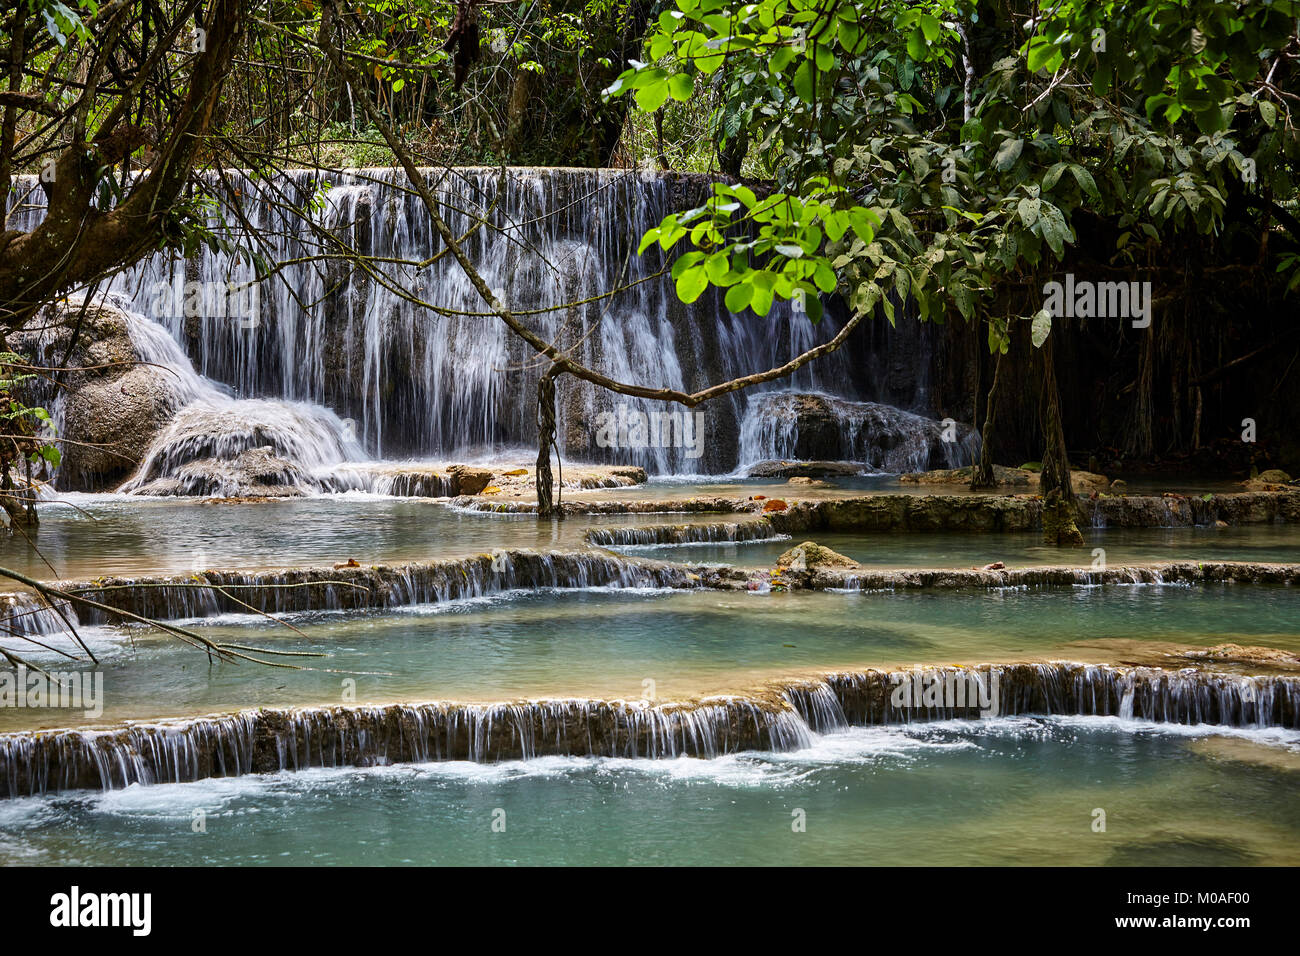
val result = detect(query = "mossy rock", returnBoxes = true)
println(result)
[777,541,859,570]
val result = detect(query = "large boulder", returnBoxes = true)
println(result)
[776,540,860,570]
[1241,469,1294,491]
[119,397,365,497]
[741,392,978,473]
[128,446,310,498]
[10,301,181,490]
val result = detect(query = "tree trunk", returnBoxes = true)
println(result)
[535,367,562,518]
[1038,336,1083,546]
[0,0,247,329]
[971,349,1003,489]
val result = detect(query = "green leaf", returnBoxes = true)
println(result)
[1030,309,1052,348]
[993,137,1025,172]
[793,60,815,103]
[725,280,754,313]
[1042,162,1069,191]
[636,80,671,112]
[813,261,837,293]
[847,207,878,242]
[1038,202,1070,257]
[906,28,926,61]
[667,73,694,102]
[1017,198,1041,228]
[1069,165,1101,202]
[675,266,709,303]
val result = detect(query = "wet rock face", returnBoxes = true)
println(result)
[740,392,978,473]
[128,446,311,498]
[11,302,181,490]
[447,464,493,496]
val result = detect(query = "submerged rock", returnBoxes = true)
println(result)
[1179,643,1300,670]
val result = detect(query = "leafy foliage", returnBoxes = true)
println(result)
[606,0,1300,350]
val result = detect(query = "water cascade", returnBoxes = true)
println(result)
[9,169,976,484]
[3,661,1295,797]
[585,518,785,548]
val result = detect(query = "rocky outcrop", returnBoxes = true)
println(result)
[759,489,1300,534]
[739,392,979,473]
[446,464,493,496]
[128,446,311,498]
[452,487,1300,529]
[1241,469,1296,491]
[11,301,182,490]
[745,459,865,478]
[776,541,859,571]
[901,464,1110,494]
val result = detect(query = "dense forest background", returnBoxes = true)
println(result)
[2,0,1298,497]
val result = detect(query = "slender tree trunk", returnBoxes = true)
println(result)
[1038,336,1082,546]
[535,367,562,518]
[971,349,1003,489]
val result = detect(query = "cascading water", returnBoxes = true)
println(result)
[10,167,974,484]
[3,661,1295,798]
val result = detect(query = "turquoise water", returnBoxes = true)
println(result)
[1,497,643,579]
[5,582,1298,731]
[5,497,1296,583]
[3,717,1297,865]
[4,492,1299,867]
[617,524,1300,569]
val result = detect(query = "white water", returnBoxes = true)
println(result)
[10,168,976,485]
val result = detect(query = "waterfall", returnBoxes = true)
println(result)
[98,168,861,474]
[784,664,1300,732]
[0,550,702,641]
[3,661,1295,797]
[9,168,974,482]
[586,518,786,548]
